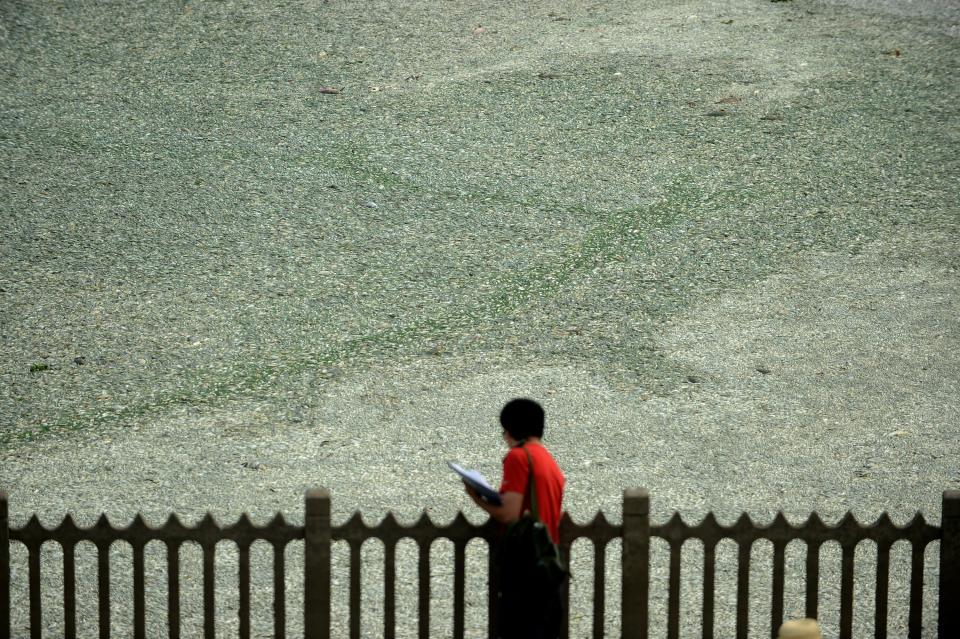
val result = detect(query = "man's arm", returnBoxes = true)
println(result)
[465,485,523,523]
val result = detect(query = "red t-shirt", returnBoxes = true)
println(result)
[499,442,565,543]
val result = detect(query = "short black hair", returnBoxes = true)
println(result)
[499,398,545,440]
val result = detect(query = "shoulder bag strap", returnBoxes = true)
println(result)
[521,444,541,522]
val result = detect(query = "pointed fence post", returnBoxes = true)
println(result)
[622,488,650,639]
[1,490,8,639]
[940,490,960,638]
[305,488,331,639]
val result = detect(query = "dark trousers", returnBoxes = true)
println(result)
[496,569,564,639]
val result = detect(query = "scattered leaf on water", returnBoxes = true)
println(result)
[537,71,561,80]
[720,19,734,24]
[686,101,698,107]
[760,114,784,121]
[882,48,902,57]
[716,96,740,104]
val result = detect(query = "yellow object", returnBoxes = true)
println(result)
[777,618,823,639]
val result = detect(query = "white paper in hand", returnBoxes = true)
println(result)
[448,462,503,505]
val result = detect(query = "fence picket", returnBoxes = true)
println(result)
[349,539,362,639]
[667,539,681,639]
[875,538,891,639]
[133,540,146,639]
[839,541,855,639]
[804,540,821,619]
[304,489,331,639]
[384,541,397,639]
[453,540,466,639]
[167,541,181,639]
[558,530,571,639]
[702,542,716,639]
[202,540,215,639]
[0,492,6,639]
[939,491,960,637]
[937,490,960,637]
[96,537,110,639]
[908,532,925,638]
[28,538,40,639]
[622,488,650,639]
[417,538,430,639]
[592,540,606,639]
[736,537,751,639]
[63,540,76,639]
[238,542,250,639]
[770,540,785,639]
[273,542,286,639]
[487,534,500,639]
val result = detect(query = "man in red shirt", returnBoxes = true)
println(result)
[464,398,566,639]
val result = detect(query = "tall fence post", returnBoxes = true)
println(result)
[622,488,650,639]
[304,488,331,639]
[1,491,8,639]
[940,490,960,638]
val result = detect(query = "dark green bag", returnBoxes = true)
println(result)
[499,445,568,590]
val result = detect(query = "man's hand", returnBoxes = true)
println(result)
[463,482,523,523]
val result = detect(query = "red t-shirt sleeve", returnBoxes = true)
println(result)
[499,448,528,495]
